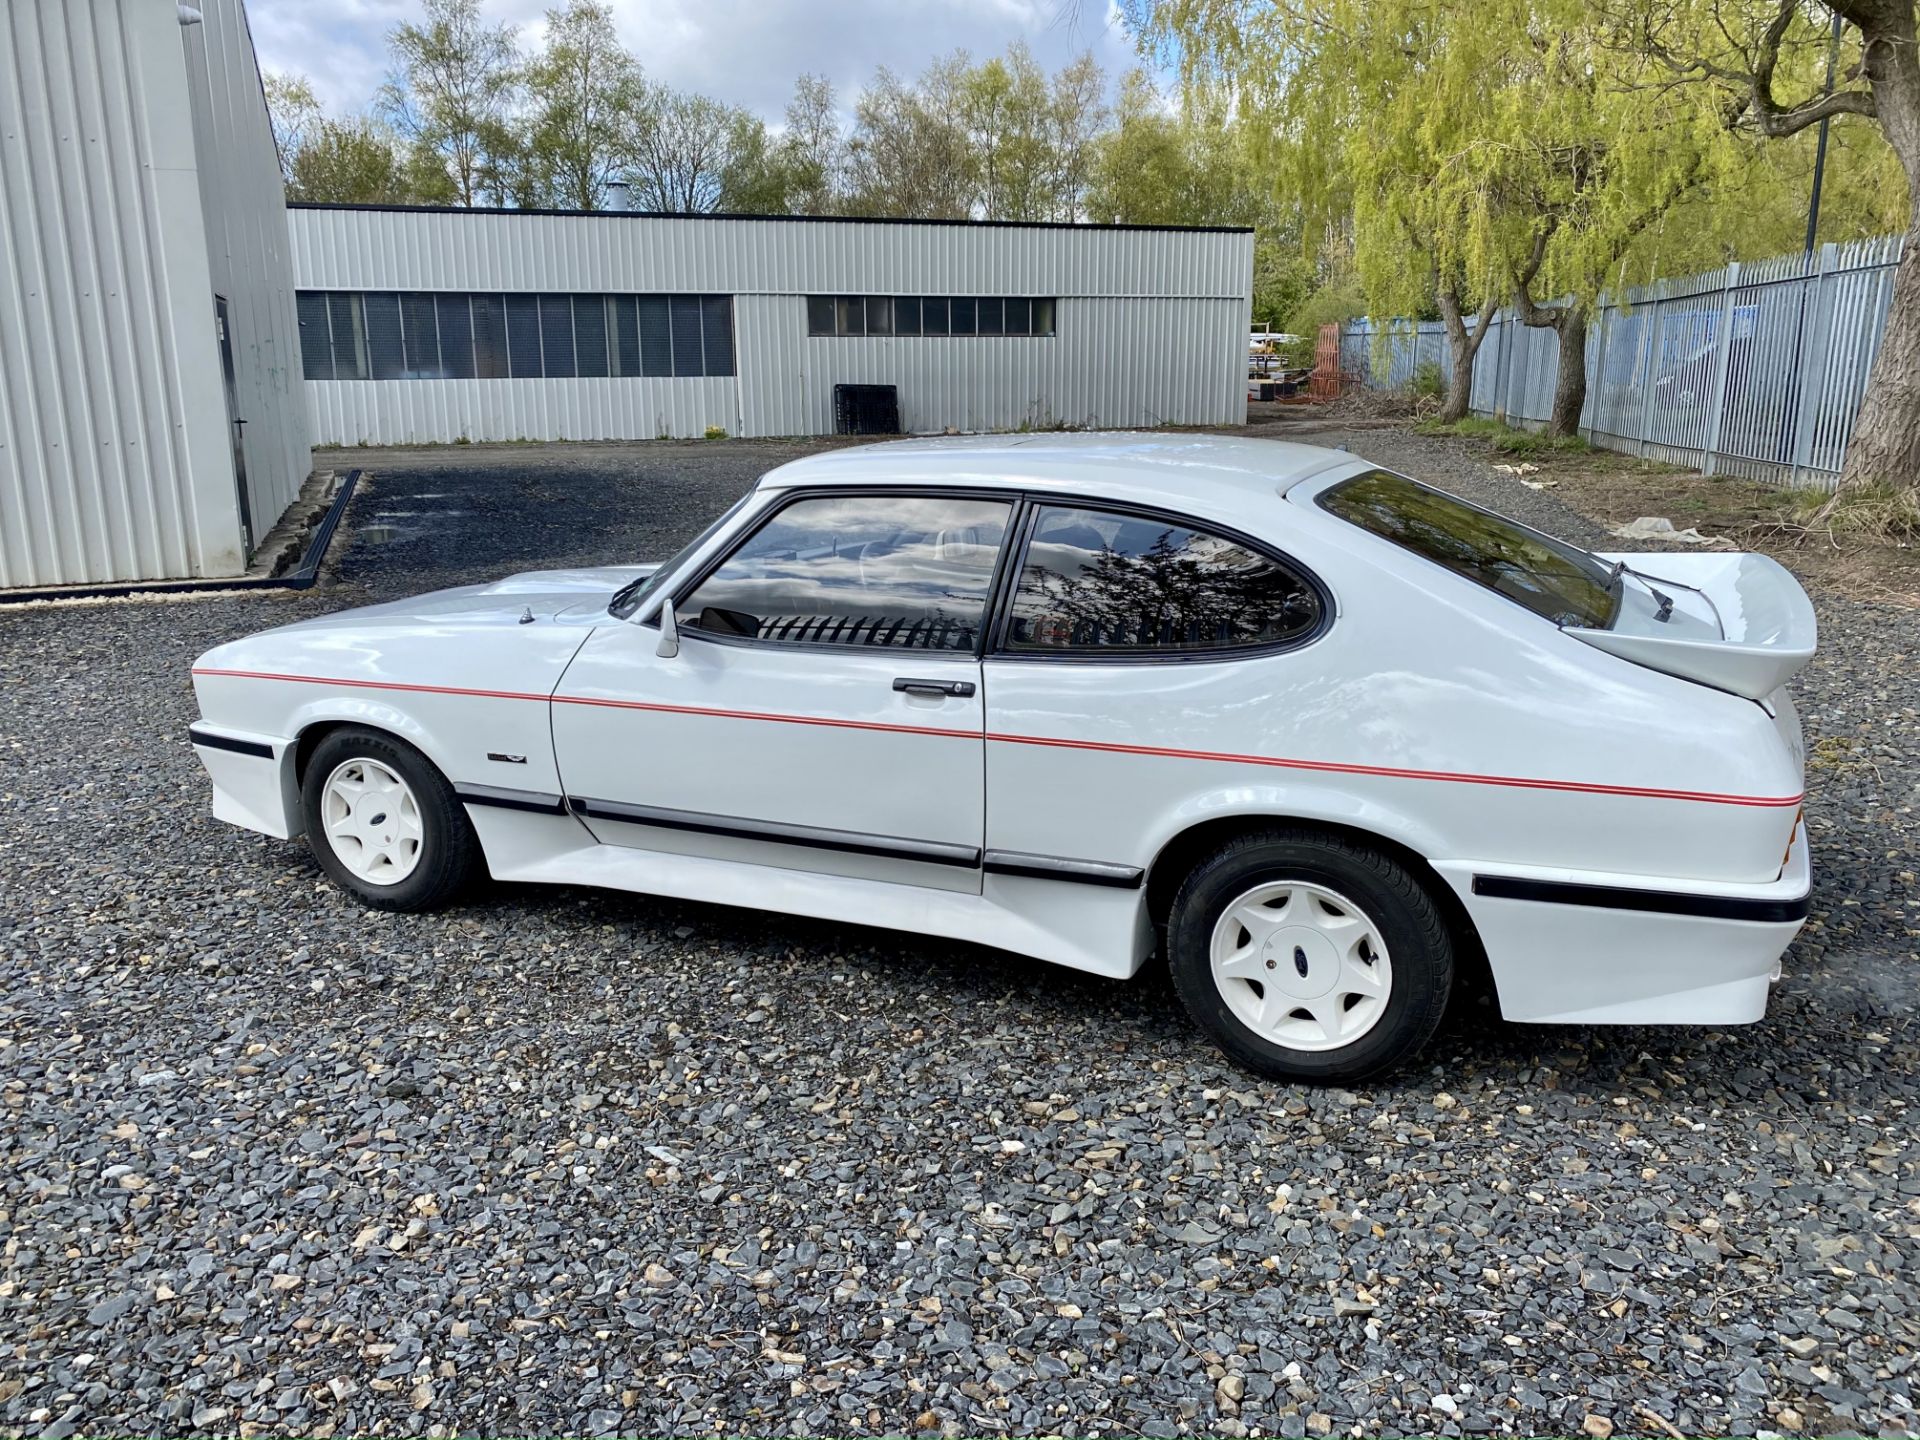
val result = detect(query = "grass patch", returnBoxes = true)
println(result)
[1416,416,1591,456]
[1789,482,1920,545]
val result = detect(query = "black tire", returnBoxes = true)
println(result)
[1166,828,1454,1083]
[300,726,479,912]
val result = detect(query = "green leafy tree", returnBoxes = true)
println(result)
[775,75,846,214]
[380,0,522,206]
[264,69,454,204]
[710,75,848,215]
[846,49,1106,219]
[1252,239,1314,332]
[524,0,645,209]
[846,59,978,217]
[1047,54,1110,222]
[1085,71,1249,226]
[1137,0,1733,435]
[287,119,402,203]
[262,72,323,183]
[953,45,1107,220]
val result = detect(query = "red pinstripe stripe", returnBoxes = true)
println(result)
[191,667,1803,808]
[191,667,978,740]
[194,668,550,703]
[549,692,980,740]
[981,731,1802,808]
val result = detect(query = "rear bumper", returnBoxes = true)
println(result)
[1440,815,1811,1024]
[190,724,298,839]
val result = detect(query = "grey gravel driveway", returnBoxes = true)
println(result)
[1,428,1915,1438]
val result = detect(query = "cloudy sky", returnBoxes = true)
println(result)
[248,0,1151,125]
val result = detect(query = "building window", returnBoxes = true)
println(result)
[805,296,1056,338]
[295,291,735,380]
[436,295,475,380]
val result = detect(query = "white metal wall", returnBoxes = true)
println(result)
[182,0,312,543]
[287,207,1253,299]
[290,206,1253,443]
[308,377,741,446]
[0,0,308,588]
[738,294,1248,437]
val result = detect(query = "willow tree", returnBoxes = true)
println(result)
[1131,0,1519,420]
[1473,16,1738,435]
[1133,0,1723,433]
[524,0,645,210]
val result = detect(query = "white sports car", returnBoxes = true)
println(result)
[190,435,1816,1081]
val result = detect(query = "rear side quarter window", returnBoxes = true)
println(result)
[1002,504,1324,656]
[1317,469,1620,629]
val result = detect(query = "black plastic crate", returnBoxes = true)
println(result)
[833,384,901,436]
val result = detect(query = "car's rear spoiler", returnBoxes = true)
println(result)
[1563,552,1817,701]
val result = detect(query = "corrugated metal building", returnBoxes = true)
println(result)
[0,0,310,588]
[288,205,1253,444]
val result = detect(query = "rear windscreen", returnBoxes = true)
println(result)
[1318,470,1619,629]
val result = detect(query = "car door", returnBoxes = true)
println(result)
[980,500,1329,881]
[552,489,1016,894]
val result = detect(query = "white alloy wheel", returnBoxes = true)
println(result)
[318,757,424,885]
[1208,880,1394,1052]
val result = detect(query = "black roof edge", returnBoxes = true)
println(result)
[285,201,1255,236]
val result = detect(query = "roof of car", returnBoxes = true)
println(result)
[759,433,1364,505]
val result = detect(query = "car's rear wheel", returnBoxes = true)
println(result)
[301,727,478,911]
[1167,829,1453,1082]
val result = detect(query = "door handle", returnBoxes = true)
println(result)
[893,677,976,698]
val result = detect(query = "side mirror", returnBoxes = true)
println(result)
[655,598,680,658]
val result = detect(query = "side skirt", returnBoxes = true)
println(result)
[457,804,1154,980]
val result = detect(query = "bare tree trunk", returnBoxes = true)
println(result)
[1436,282,1497,424]
[1546,307,1588,438]
[1842,215,1920,489]
[1801,0,1920,490]
[1511,224,1589,440]
[1837,9,1920,493]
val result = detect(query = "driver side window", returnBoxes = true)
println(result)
[679,493,1013,651]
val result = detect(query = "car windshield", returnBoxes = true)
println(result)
[1317,469,1620,629]
[608,492,755,620]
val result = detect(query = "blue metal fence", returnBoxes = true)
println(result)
[1340,234,1903,489]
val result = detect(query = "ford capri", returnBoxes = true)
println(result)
[189,435,1816,1081]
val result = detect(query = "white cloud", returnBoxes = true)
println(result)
[248,0,1150,123]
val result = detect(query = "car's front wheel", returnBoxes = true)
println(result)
[1167,829,1454,1082]
[300,726,478,911]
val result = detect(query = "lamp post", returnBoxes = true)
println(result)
[1805,10,1846,254]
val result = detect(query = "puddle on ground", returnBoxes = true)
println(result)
[371,510,470,520]
[358,525,406,544]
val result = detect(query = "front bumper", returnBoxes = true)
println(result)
[189,724,299,839]
[1440,815,1811,1025]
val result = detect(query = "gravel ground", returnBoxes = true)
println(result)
[1,427,1915,1438]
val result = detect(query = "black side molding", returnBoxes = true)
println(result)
[569,796,982,868]
[1472,874,1811,924]
[189,726,275,759]
[984,849,1144,889]
[456,784,570,815]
